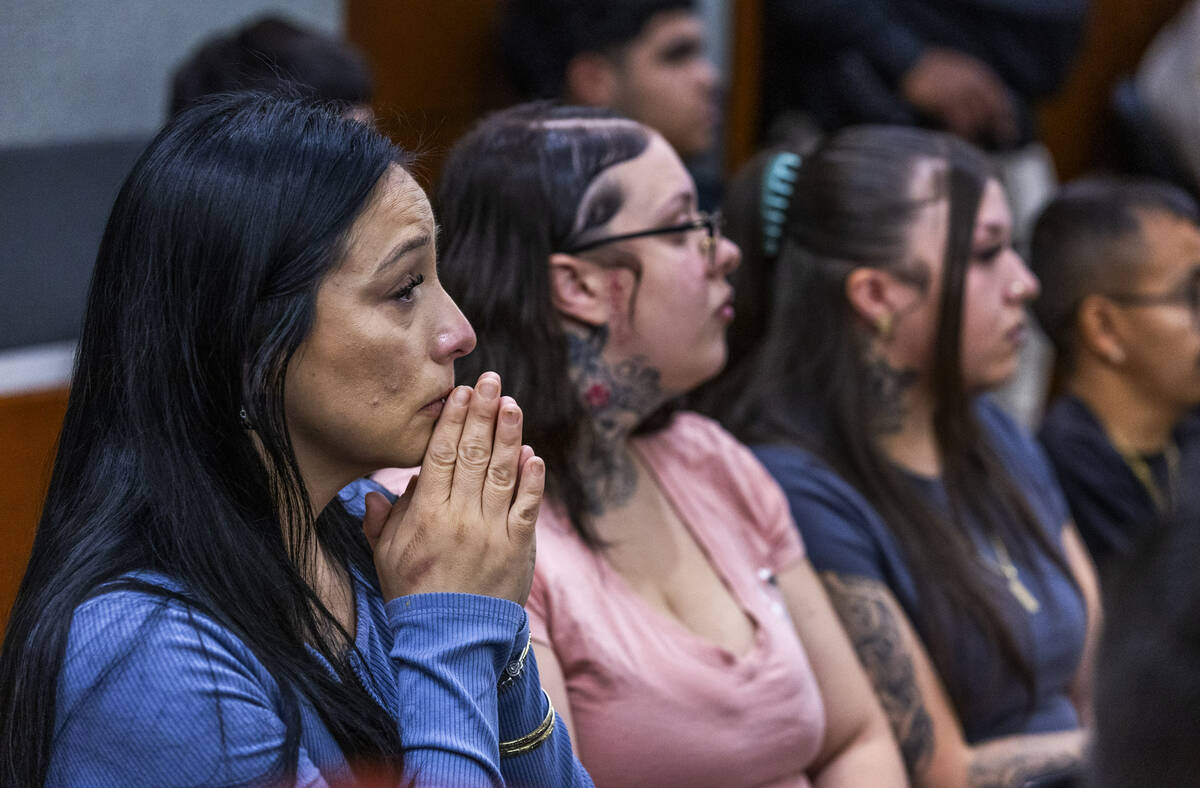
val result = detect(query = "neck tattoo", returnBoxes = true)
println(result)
[865,355,918,435]
[566,325,663,515]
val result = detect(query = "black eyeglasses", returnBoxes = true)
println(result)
[564,211,723,259]
[1104,268,1200,318]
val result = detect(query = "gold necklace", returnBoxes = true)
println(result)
[1115,439,1180,513]
[988,535,1041,614]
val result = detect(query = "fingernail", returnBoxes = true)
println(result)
[478,376,500,399]
[452,387,470,405]
[530,457,545,477]
[502,408,520,425]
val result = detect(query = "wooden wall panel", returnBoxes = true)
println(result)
[725,0,763,175]
[1041,0,1188,180]
[0,387,68,628]
[346,0,510,190]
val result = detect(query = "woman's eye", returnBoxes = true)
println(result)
[669,216,698,244]
[974,245,1004,265]
[391,273,425,303]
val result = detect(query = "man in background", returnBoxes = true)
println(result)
[1032,177,1200,568]
[498,0,720,205]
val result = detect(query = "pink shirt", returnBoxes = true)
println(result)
[527,413,826,787]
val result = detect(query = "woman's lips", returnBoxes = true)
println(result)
[1006,322,1027,348]
[717,291,735,323]
[419,388,452,417]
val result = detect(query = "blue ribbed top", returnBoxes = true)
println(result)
[48,571,592,786]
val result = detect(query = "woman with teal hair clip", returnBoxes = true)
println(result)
[707,125,1099,787]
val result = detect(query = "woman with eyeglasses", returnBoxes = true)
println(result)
[709,126,1102,787]
[369,104,907,786]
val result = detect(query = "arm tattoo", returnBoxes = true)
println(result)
[968,740,1082,788]
[566,326,662,515]
[821,572,934,775]
[864,356,917,435]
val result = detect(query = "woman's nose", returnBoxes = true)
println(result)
[434,293,477,363]
[1007,252,1040,302]
[712,236,741,277]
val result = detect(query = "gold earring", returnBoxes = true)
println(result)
[877,313,893,339]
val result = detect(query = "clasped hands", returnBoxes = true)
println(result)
[363,372,544,606]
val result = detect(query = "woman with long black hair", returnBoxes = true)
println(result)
[0,93,589,786]
[370,103,907,787]
[711,126,1101,787]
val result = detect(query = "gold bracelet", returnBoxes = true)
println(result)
[499,688,556,758]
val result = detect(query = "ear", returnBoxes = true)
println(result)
[565,52,619,107]
[845,267,896,336]
[1076,294,1128,365]
[549,253,614,326]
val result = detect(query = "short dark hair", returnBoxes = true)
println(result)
[1029,177,1198,367]
[169,15,373,117]
[498,0,695,99]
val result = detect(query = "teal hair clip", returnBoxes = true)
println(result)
[761,152,801,257]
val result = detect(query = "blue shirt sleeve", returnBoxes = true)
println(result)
[50,591,319,787]
[50,587,591,787]
[343,477,591,785]
[339,476,397,514]
[386,594,592,787]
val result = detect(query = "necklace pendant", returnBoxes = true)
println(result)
[1008,577,1041,614]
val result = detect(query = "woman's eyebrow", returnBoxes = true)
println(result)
[654,191,695,221]
[374,233,431,275]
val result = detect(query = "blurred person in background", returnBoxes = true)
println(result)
[1032,177,1200,570]
[169,15,374,120]
[497,0,722,207]
[1089,491,1200,787]
[1137,0,1200,196]
[759,0,1085,156]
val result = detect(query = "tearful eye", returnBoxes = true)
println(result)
[391,273,425,303]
